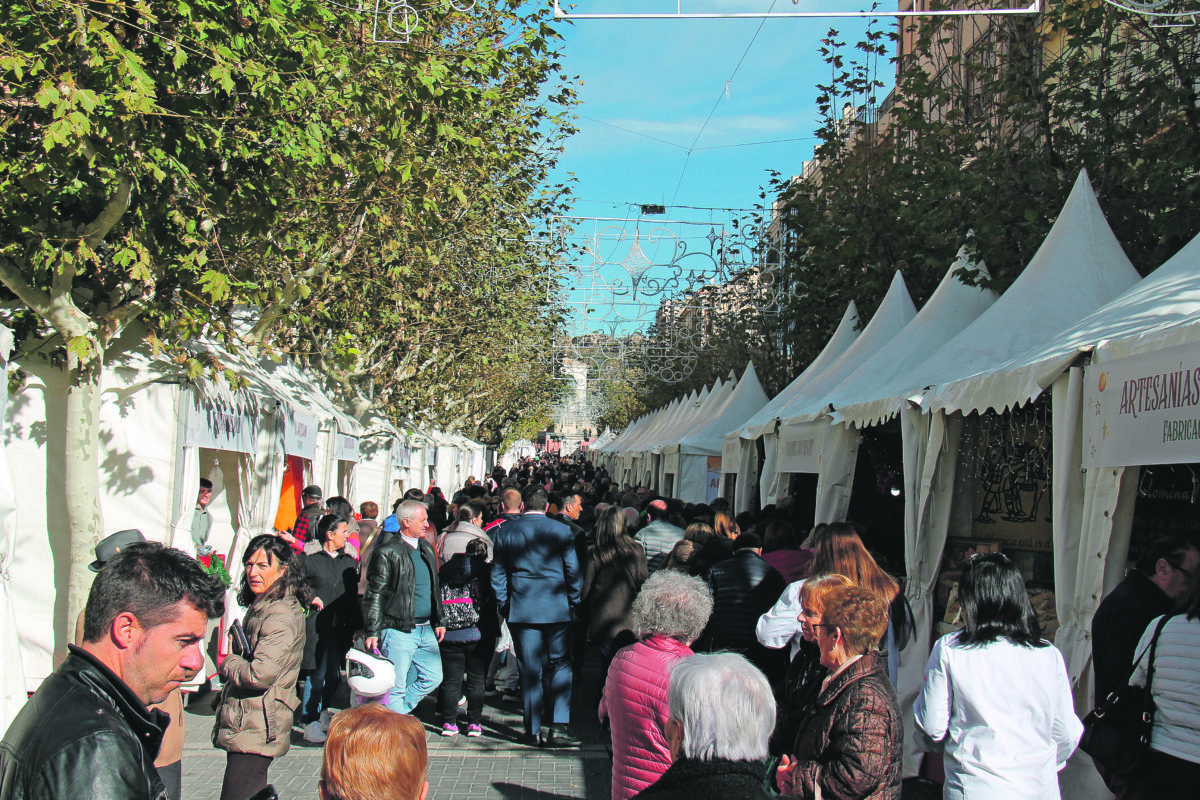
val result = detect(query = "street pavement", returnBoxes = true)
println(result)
[181,654,613,800]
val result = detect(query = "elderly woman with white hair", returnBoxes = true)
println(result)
[630,652,777,799]
[599,572,714,800]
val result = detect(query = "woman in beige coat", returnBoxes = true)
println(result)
[214,534,310,800]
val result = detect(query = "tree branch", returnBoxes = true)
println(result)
[81,172,132,250]
[0,255,95,339]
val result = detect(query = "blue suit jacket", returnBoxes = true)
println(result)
[491,511,582,624]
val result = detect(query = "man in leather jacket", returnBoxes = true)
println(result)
[0,542,224,800]
[364,499,445,715]
[694,532,787,684]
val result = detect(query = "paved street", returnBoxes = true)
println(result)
[181,655,613,800]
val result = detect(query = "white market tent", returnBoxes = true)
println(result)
[500,439,537,470]
[588,428,616,454]
[629,389,701,489]
[788,250,998,774]
[722,300,862,512]
[0,324,22,732]
[355,413,417,515]
[830,249,999,429]
[887,169,1140,725]
[761,272,917,515]
[910,225,1200,713]
[633,385,712,491]
[3,326,412,695]
[650,381,731,492]
[661,363,769,503]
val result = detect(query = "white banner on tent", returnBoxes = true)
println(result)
[338,433,361,463]
[184,393,258,454]
[281,406,318,460]
[776,420,827,474]
[392,440,411,469]
[1085,341,1200,468]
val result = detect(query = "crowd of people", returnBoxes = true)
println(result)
[2,452,1200,800]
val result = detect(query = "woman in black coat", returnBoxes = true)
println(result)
[300,514,360,743]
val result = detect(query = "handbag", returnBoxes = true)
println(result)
[1079,612,1176,776]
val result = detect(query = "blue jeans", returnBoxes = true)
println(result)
[511,622,572,735]
[380,624,443,714]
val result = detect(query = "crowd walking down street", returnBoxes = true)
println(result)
[2,454,1198,800]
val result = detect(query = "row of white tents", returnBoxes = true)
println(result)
[592,169,1200,771]
[0,323,494,728]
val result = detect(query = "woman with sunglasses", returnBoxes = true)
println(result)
[914,552,1082,799]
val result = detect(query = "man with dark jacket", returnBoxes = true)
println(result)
[491,485,582,747]
[281,484,324,553]
[0,542,224,800]
[364,499,445,715]
[1091,534,1199,798]
[695,533,787,683]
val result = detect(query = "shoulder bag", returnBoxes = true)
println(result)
[1078,612,1176,777]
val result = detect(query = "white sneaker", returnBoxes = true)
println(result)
[303,720,327,744]
[319,708,334,732]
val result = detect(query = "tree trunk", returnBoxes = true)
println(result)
[64,353,104,644]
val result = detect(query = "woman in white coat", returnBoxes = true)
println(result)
[914,552,1082,799]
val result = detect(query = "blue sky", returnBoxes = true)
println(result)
[548,0,889,218]
[544,1,892,337]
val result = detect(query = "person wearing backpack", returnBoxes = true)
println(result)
[436,538,498,737]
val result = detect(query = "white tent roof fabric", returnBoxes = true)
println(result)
[771,270,917,426]
[941,227,1200,405]
[916,169,1141,415]
[672,363,769,456]
[830,249,999,428]
[731,300,862,440]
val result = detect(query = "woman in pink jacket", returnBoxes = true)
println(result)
[599,571,715,800]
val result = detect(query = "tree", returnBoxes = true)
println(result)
[0,0,574,625]
[772,2,1200,371]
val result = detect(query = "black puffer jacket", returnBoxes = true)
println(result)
[363,536,442,638]
[0,646,168,800]
[633,757,775,800]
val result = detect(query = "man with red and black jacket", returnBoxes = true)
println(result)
[281,485,324,553]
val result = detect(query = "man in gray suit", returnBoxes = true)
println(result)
[636,497,685,572]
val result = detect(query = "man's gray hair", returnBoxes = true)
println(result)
[668,653,775,762]
[396,499,427,525]
[629,571,713,644]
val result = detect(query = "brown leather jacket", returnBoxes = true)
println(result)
[787,651,902,800]
[212,595,305,758]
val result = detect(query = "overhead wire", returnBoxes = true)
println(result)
[669,0,781,206]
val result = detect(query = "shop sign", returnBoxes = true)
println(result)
[185,391,258,454]
[337,432,360,463]
[281,406,318,460]
[392,440,411,469]
[777,420,825,474]
[1085,341,1200,468]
